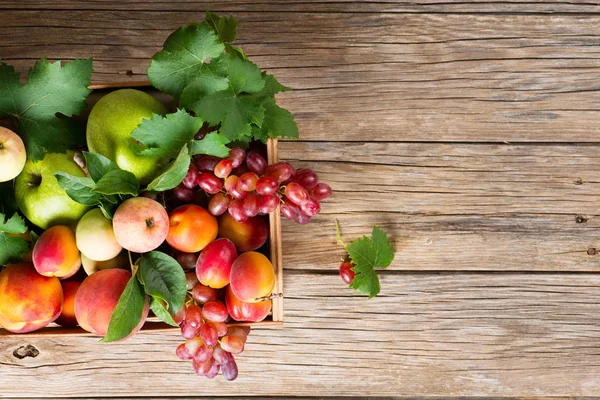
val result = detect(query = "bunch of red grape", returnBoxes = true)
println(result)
[175,146,332,225]
[174,277,252,380]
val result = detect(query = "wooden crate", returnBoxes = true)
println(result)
[0,82,284,337]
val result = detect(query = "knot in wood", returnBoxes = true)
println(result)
[13,344,39,359]
[575,215,588,224]
[587,248,597,256]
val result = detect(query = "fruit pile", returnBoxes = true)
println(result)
[0,12,333,381]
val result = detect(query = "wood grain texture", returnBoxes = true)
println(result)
[3,273,600,397]
[2,11,600,142]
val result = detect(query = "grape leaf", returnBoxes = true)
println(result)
[131,109,204,158]
[84,151,119,182]
[205,11,247,60]
[137,251,186,315]
[92,169,139,197]
[0,213,28,266]
[147,23,226,98]
[345,226,394,298]
[189,131,230,157]
[102,275,147,343]
[0,58,92,161]
[150,297,179,327]
[254,98,299,141]
[54,172,102,206]
[145,145,191,192]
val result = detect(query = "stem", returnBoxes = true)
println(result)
[254,292,283,302]
[128,251,138,276]
[335,219,347,248]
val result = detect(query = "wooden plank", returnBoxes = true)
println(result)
[2,11,600,142]
[277,141,600,271]
[3,273,600,397]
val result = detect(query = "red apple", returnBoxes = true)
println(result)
[112,197,169,253]
[195,238,237,289]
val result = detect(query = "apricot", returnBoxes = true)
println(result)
[75,269,149,337]
[225,284,271,322]
[32,225,81,278]
[218,213,268,253]
[229,251,275,303]
[167,204,218,253]
[55,281,80,327]
[0,263,63,333]
[196,238,237,289]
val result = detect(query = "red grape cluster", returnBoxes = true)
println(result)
[174,277,251,380]
[175,147,332,225]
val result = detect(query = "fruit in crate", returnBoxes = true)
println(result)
[0,263,63,333]
[0,126,27,182]
[225,285,271,322]
[230,251,275,303]
[55,280,81,328]
[76,208,122,261]
[195,238,237,289]
[32,225,81,278]
[14,151,90,229]
[217,212,268,253]
[86,89,167,184]
[112,197,169,253]
[166,204,218,253]
[75,268,149,337]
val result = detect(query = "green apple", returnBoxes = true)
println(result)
[76,208,122,261]
[15,151,90,229]
[86,89,167,184]
[0,126,27,182]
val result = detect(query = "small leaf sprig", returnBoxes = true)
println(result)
[335,220,395,298]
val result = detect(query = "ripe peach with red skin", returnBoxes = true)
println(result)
[218,213,268,253]
[167,204,218,253]
[229,251,275,303]
[225,285,271,322]
[32,225,81,278]
[55,280,81,327]
[196,238,237,289]
[112,197,169,253]
[75,269,149,337]
[0,263,63,333]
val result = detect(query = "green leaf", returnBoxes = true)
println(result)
[261,73,291,97]
[205,11,238,43]
[137,251,186,315]
[92,169,140,197]
[148,23,226,98]
[54,172,102,206]
[102,275,147,343]
[0,213,29,265]
[99,200,116,220]
[150,297,179,327]
[84,151,119,182]
[2,58,93,161]
[346,225,395,298]
[254,98,299,141]
[145,145,191,192]
[131,110,203,158]
[188,131,230,157]
[223,57,265,95]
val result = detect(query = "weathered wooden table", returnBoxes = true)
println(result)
[2,1,600,397]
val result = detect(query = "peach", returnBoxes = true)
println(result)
[55,280,80,327]
[81,251,129,276]
[0,263,63,333]
[196,238,237,289]
[225,284,271,322]
[167,204,218,253]
[75,269,149,337]
[32,225,81,278]
[112,197,169,253]
[218,213,268,253]
[229,251,275,303]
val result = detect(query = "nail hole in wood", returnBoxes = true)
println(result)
[576,215,588,224]
[574,178,583,185]
[587,248,597,256]
[13,344,39,359]
[126,70,133,76]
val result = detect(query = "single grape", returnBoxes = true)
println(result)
[197,172,223,195]
[176,251,198,271]
[226,326,249,343]
[257,194,279,215]
[180,319,201,340]
[294,168,319,190]
[173,183,194,203]
[182,163,199,189]
[193,356,214,376]
[265,162,294,183]
[300,196,320,217]
[212,345,234,365]
[243,192,259,217]
[228,199,249,223]
[192,283,218,304]
[173,305,186,325]
[224,176,246,199]
[246,151,267,175]
[195,155,220,172]
[194,124,213,140]
[214,159,233,179]
[339,261,355,284]
[280,201,300,220]
[221,359,239,381]
[213,321,229,337]
[284,182,310,206]
[220,335,245,354]
[202,300,229,323]
[310,182,332,201]
[233,162,250,177]
[228,147,246,168]
[184,336,204,358]
[200,321,219,347]
[185,304,203,328]
[208,192,230,216]
[176,343,193,360]
[295,212,311,225]
[255,176,279,196]
[185,271,200,290]
[193,344,214,364]
[205,360,221,379]
[238,172,259,192]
